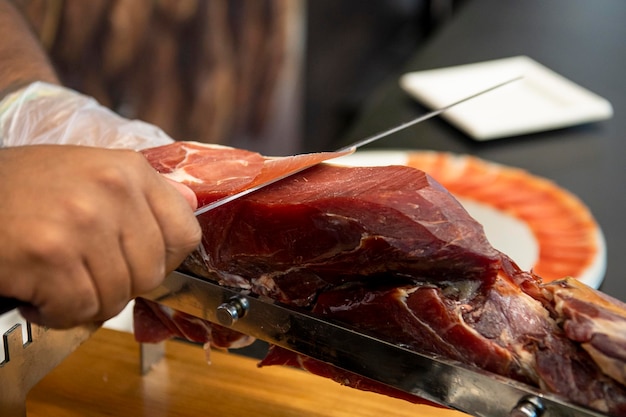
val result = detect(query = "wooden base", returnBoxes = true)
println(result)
[26,328,467,416]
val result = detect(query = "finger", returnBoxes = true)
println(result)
[20,262,100,329]
[44,179,136,323]
[83,233,134,322]
[118,202,167,296]
[146,175,202,273]
[7,221,101,328]
[163,177,198,210]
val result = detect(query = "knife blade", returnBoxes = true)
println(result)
[141,270,606,417]
[193,76,521,216]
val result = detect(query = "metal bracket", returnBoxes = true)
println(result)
[0,320,97,416]
[139,341,165,375]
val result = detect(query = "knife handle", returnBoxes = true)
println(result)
[0,297,26,315]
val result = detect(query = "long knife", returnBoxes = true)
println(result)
[193,76,521,216]
[141,270,606,417]
[0,78,520,317]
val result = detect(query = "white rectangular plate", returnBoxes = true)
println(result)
[400,56,613,140]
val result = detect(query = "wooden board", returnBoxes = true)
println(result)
[26,328,468,417]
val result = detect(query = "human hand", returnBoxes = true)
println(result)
[0,145,202,328]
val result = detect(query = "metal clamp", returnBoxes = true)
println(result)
[511,396,545,417]
[216,296,250,326]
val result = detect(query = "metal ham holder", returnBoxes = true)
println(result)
[138,270,609,417]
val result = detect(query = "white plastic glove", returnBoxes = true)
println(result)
[0,81,174,150]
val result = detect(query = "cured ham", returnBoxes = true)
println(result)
[541,278,626,387]
[136,142,626,416]
[405,151,601,282]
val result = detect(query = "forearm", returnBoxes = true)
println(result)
[0,0,58,99]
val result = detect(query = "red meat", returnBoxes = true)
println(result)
[136,142,626,416]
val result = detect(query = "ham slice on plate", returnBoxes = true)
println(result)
[137,142,626,416]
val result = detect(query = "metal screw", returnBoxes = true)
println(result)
[510,396,545,417]
[216,296,250,326]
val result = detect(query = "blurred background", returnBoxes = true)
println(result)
[12,0,467,156]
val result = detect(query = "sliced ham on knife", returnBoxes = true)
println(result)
[143,141,353,209]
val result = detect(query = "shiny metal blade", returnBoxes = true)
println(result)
[142,271,605,417]
[194,77,521,216]
[336,76,522,153]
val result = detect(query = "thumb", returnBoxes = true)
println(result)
[163,177,198,210]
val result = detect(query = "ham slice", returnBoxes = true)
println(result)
[143,141,353,208]
[541,277,626,386]
[137,142,626,416]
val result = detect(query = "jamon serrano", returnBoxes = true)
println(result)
[137,141,626,416]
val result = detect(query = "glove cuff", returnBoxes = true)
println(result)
[0,81,66,117]
[0,81,174,150]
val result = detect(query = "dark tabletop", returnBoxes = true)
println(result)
[336,0,626,301]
